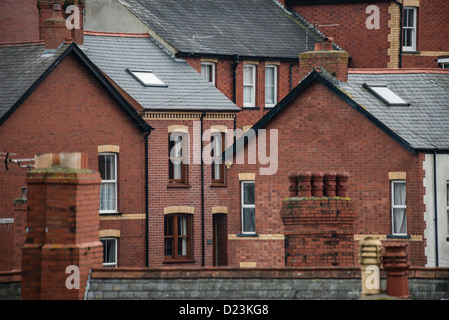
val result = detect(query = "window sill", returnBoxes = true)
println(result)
[386,234,411,239]
[237,233,258,238]
[100,211,122,216]
[402,50,420,54]
[167,184,191,188]
[242,106,260,110]
[163,258,196,264]
[210,182,227,188]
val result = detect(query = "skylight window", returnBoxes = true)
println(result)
[127,69,167,87]
[362,83,409,106]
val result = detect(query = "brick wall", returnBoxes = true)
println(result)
[0,0,40,44]
[281,198,356,267]
[226,79,427,267]
[291,2,394,68]
[183,56,301,128]
[0,52,147,271]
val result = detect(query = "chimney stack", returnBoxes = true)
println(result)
[299,37,349,83]
[38,1,84,49]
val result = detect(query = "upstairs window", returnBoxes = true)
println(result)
[243,64,256,108]
[211,132,225,183]
[403,7,417,52]
[391,180,407,235]
[201,62,215,86]
[99,153,118,213]
[169,132,188,184]
[265,65,277,108]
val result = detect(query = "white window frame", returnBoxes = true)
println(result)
[403,7,417,52]
[101,237,117,267]
[391,180,407,236]
[241,181,256,234]
[243,64,256,108]
[265,65,277,108]
[446,182,449,236]
[201,62,215,86]
[99,153,118,214]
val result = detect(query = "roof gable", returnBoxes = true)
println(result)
[0,42,153,133]
[224,70,416,161]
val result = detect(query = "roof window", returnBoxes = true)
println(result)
[127,69,167,87]
[362,83,409,106]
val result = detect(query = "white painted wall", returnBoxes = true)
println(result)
[84,0,149,33]
[423,153,449,267]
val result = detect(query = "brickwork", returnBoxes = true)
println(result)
[226,79,427,267]
[0,0,40,44]
[0,52,148,270]
[21,153,103,300]
[281,198,356,267]
[183,56,301,128]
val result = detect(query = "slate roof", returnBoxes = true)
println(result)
[225,69,449,158]
[0,42,153,132]
[82,34,240,111]
[344,70,449,151]
[120,0,326,59]
[0,43,68,121]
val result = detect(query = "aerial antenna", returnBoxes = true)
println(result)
[305,22,339,51]
[1,152,35,171]
[192,35,213,53]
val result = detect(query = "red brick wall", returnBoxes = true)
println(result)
[0,0,40,44]
[402,0,449,68]
[0,52,147,271]
[146,117,234,267]
[183,56,301,128]
[226,80,427,267]
[291,2,393,68]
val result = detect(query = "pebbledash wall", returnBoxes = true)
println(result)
[1,267,449,300]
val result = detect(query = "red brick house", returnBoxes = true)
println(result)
[0,2,240,270]
[285,0,449,69]
[84,0,342,129]
[223,46,449,268]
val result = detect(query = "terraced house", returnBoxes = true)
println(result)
[0,0,448,275]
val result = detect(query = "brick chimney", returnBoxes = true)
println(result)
[38,1,84,49]
[299,37,349,83]
[21,152,102,300]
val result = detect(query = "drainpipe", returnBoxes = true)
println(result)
[201,112,206,266]
[232,54,239,104]
[395,1,403,68]
[433,149,439,267]
[144,130,151,267]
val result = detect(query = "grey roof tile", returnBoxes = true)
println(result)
[120,0,324,59]
[344,71,449,150]
[0,43,68,119]
[83,34,239,111]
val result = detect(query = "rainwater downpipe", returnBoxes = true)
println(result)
[395,1,403,68]
[144,130,151,267]
[433,149,439,267]
[232,54,239,104]
[201,112,206,266]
